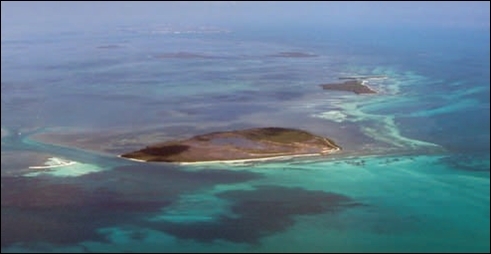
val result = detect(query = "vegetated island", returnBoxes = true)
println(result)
[120,127,341,164]
[320,80,377,94]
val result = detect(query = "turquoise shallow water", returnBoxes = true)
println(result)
[1,24,489,252]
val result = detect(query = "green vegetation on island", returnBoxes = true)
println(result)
[120,127,341,163]
[320,80,377,94]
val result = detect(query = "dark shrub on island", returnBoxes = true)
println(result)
[120,127,341,163]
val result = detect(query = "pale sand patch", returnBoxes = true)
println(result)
[177,153,324,166]
[28,157,77,169]
[26,157,103,177]
[311,110,348,123]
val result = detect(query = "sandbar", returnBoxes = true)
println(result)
[28,157,77,169]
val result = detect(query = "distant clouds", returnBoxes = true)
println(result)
[2,1,489,40]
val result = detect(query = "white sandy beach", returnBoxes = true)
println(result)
[118,147,341,166]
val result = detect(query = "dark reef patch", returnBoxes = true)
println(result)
[439,154,490,172]
[1,165,261,249]
[150,185,362,244]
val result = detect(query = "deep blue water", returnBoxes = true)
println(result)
[1,24,489,252]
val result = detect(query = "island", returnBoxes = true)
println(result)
[269,52,318,58]
[156,52,212,59]
[338,75,388,80]
[120,127,341,164]
[96,44,122,49]
[320,80,377,94]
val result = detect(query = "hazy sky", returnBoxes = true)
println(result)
[2,1,490,39]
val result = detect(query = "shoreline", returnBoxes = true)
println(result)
[360,80,378,94]
[118,149,340,165]
[177,152,329,165]
[116,145,449,166]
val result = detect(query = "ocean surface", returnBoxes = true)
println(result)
[1,24,490,252]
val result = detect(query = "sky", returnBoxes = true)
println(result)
[1,1,490,39]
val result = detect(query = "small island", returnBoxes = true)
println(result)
[320,80,377,94]
[338,75,388,80]
[120,127,341,164]
[269,52,318,58]
[96,44,122,49]
[156,52,212,59]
